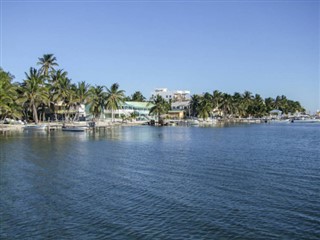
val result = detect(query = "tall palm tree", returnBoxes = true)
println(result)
[197,95,212,120]
[232,92,245,117]
[52,76,73,120]
[18,68,49,123]
[49,69,68,119]
[88,85,107,120]
[242,91,253,117]
[0,68,21,120]
[50,69,68,84]
[37,54,59,78]
[105,83,126,122]
[265,97,275,113]
[149,95,170,121]
[220,93,233,117]
[75,81,90,105]
[189,94,201,117]
[212,90,223,114]
[249,94,266,117]
[72,81,90,120]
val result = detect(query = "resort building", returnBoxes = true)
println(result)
[98,101,154,120]
[171,101,190,111]
[51,101,86,121]
[151,88,191,102]
[167,110,185,119]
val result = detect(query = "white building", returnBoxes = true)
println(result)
[151,88,191,102]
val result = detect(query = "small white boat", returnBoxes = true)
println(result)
[23,124,47,131]
[187,119,200,126]
[62,126,88,132]
[291,118,320,123]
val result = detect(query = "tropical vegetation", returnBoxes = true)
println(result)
[0,54,306,123]
[149,95,170,120]
[190,91,305,119]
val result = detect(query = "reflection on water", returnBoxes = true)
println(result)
[1,124,320,239]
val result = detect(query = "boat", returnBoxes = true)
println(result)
[187,119,200,126]
[268,119,290,124]
[290,118,320,123]
[23,124,47,131]
[62,126,88,132]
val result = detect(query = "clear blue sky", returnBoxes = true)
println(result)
[1,0,319,112]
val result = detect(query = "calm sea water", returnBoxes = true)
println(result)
[1,123,319,239]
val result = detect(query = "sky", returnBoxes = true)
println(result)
[1,0,319,112]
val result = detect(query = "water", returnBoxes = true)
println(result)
[1,123,319,239]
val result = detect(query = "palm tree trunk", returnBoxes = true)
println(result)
[112,109,114,122]
[32,104,38,124]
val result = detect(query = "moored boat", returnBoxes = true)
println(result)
[23,124,47,131]
[290,117,320,123]
[62,126,88,132]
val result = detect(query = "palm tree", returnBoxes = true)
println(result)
[49,69,69,120]
[232,92,245,117]
[18,68,49,123]
[88,85,107,120]
[265,97,275,113]
[50,69,68,84]
[189,94,201,117]
[149,95,170,122]
[51,75,73,120]
[242,91,253,117]
[249,94,266,117]
[72,81,90,120]
[131,91,146,102]
[75,81,90,105]
[220,93,233,118]
[0,68,21,120]
[197,95,212,120]
[105,83,126,122]
[37,54,59,77]
[212,90,223,113]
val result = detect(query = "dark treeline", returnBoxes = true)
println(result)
[190,90,305,119]
[0,54,305,123]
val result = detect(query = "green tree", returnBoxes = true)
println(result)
[75,81,90,104]
[265,97,275,113]
[212,90,223,113]
[248,94,266,117]
[242,91,253,117]
[149,95,170,121]
[37,54,58,78]
[0,68,21,120]
[51,73,73,120]
[131,91,146,102]
[232,92,245,117]
[88,85,107,120]
[105,83,126,122]
[197,94,213,120]
[220,93,233,117]
[49,69,69,118]
[189,94,201,117]
[19,68,49,123]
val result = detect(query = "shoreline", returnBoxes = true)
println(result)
[0,118,264,134]
[0,120,147,134]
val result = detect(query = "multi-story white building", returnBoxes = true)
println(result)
[151,88,191,102]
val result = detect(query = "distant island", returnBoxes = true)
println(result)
[0,54,307,124]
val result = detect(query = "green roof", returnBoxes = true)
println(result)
[168,110,184,113]
[124,101,154,109]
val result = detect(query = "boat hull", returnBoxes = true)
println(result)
[23,125,47,131]
[62,127,87,132]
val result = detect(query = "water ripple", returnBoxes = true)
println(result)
[1,124,319,239]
